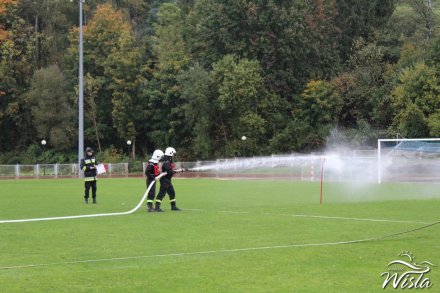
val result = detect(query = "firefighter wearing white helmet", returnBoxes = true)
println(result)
[154,146,182,211]
[145,149,164,212]
[165,147,176,156]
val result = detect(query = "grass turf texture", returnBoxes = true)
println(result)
[0,178,439,292]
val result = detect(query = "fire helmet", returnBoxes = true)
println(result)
[164,147,176,156]
[151,149,164,163]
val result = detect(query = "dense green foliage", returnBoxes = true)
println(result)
[1,0,440,162]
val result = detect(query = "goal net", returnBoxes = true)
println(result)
[377,138,440,183]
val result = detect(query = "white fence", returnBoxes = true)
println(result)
[3,151,438,182]
[0,163,128,178]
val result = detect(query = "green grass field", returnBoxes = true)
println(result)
[0,178,439,292]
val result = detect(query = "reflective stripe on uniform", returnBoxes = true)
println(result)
[82,166,87,171]
[146,200,154,203]
[156,199,162,203]
[85,159,91,164]
[84,177,96,182]
[170,199,176,202]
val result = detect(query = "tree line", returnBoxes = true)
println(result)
[1,0,440,163]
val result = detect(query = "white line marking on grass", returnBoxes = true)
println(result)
[271,213,429,224]
[0,236,411,270]
[184,209,428,224]
[218,210,250,214]
[1,213,437,271]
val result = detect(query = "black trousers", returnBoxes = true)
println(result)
[146,178,157,202]
[84,181,97,199]
[156,178,175,202]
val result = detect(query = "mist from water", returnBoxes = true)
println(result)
[184,147,440,203]
[189,150,377,183]
[187,134,440,186]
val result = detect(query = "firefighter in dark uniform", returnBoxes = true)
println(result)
[154,147,183,212]
[80,147,98,204]
[145,149,164,212]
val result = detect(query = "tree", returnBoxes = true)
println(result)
[189,0,341,99]
[83,73,103,152]
[393,103,429,137]
[28,65,75,150]
[0,0,17,40]
[0,0,36,151]
[142,2,191,155]
[285,80,341,151]
[390,62,440,137]
[334,0,396,58]
[333,38,388,128]
[427,110,440,137]
[178,64,216,159]
[430,35,440,71]
[406,0,435,39]
[106,20,143,158]
[65,4,144,154]
[211,55,267,156]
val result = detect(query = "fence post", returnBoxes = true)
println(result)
[109,163,112,177]
[55,163,58,178]
[125,163,128,177]
[35,164,39,178]
[15,164,19,178]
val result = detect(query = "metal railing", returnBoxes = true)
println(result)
[0,163,128,178]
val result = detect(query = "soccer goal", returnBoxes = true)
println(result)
[377,138,440,183]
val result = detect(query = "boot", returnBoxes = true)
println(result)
[155,202,164,212]
[93,198,97,204]
[84,198,88,204]
[171,202,181,211]
[147,202,154,212]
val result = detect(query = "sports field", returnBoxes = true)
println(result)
[0,178,439,292]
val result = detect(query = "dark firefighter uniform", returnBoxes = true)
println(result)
[154,155,180,211]
[145,160,160,212]
[80,147,98,204]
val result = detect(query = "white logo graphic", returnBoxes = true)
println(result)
[381,251,436,289]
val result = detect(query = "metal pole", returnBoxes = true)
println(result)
[78,0,84,178]
[428,0,432,39]
[43,147,45,176]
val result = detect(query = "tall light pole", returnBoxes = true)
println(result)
[127,140,132,172]
[41,139,47,175]
[428,0,432,39]
[77,0,84,177]
[241,136,247,157]
[127,140,132,157]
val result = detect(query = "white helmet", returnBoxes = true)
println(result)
[165,147,176,156]
[150,149,164,163]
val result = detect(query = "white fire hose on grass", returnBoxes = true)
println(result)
[0,173,167,224]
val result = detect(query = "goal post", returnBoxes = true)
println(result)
[378,138,440,183]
